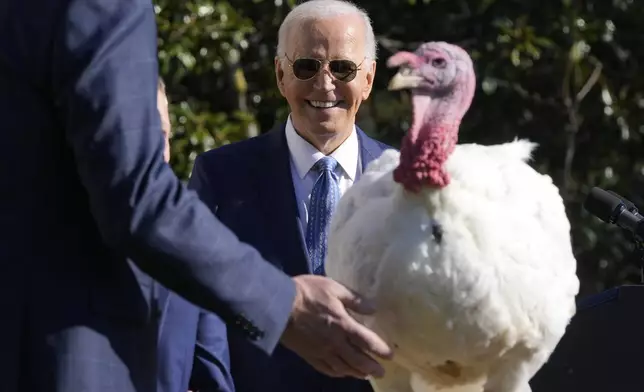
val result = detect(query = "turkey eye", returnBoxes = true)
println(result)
[432,58,446,68]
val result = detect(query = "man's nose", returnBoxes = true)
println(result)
[313,64,335,91]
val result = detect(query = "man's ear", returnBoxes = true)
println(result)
[362,60,377,100]
[275,57,286,97]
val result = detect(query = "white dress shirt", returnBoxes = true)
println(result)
[284,115,362,236]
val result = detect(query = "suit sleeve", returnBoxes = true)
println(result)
[51,0,295,354]
[189,310,235,392]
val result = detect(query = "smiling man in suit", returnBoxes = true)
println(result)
[186,1,393,391]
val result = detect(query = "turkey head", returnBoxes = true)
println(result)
[386,42,476,192]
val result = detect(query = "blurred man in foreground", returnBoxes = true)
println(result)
[0,0,392,390]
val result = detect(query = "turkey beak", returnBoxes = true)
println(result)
[388,69,423,91]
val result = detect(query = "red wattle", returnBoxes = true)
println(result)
[394,124,457,192]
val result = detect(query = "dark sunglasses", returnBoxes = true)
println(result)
[284,54,365,82]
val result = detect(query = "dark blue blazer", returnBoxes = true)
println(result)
[188,123,393,392]
[0,1,295,390]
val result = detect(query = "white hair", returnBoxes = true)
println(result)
[276,0,377,61]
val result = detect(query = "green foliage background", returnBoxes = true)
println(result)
[155,0,644,299]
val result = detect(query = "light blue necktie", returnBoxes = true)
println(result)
[306,156,340,275]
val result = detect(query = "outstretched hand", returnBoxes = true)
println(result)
[280,275,393,379]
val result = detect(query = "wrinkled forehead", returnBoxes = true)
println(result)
[287,15,366,60]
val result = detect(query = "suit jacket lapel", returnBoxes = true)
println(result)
[255,124,310,276]
[356,126,387,170]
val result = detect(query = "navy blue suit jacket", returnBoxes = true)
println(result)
[187,123,393,392]
[0,1,295,390]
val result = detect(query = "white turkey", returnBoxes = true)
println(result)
[325,42,580,392]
